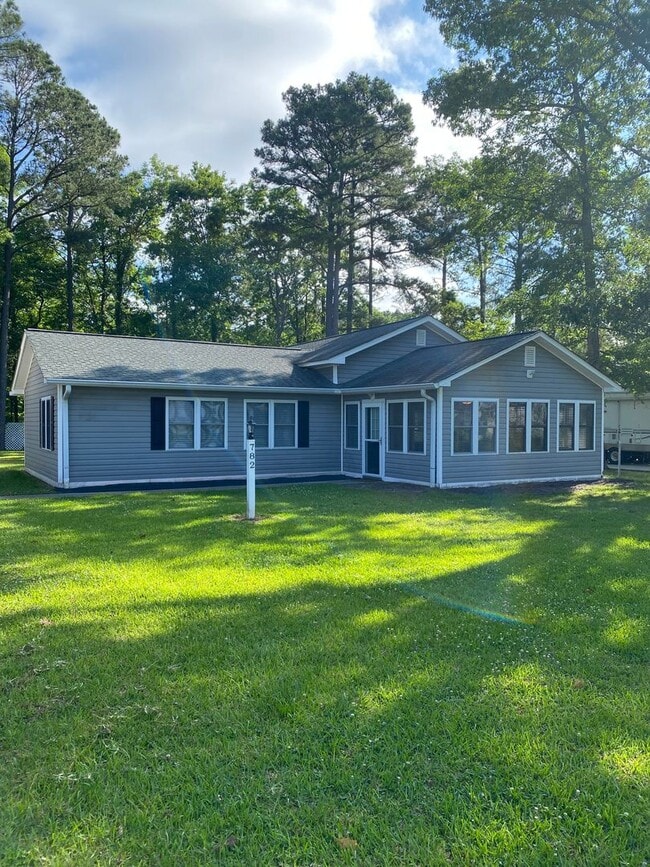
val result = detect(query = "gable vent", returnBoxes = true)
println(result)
[524,345,536,367]
[416,328,427,347]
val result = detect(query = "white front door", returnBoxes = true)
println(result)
[362,401,384,478]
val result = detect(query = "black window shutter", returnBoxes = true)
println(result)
[151,397,166,450]
[297,400,309,448]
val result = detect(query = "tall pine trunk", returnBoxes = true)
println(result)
[114,258,126,334]
[325,201,339,336]
[0,238,13,451]
[441,252,447,299]
[345,183,356,334]
[368,219,375,322]
[513,224,524,332]
[477,239,487,323]
[66,204,75,331]
[573,83,600,366]
[0,159,16,452]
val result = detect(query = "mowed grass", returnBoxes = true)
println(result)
[0,463,648,864]
[0,451,51,496]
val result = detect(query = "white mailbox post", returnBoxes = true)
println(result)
[246,419,256,520]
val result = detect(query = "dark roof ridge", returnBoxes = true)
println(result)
[26,328,303,352]
[291,315,423,347]
[403,330,537,351]
[451,330,538,345]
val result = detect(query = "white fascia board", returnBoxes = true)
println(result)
[443,334,538,385]
[300,316,466,368]
[532,333,625,391]
[605,391,649,401]
[46,378,339,395]
[9,333,33,395]
[339,381,439,395]
[442,332,622,391]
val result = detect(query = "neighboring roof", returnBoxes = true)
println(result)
[342,331,624,392]
[12,330,336,394]
[295,315,464,365]
[342,333,533,390]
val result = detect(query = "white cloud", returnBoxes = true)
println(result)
[19,0,474,180]
[397,89,481,164]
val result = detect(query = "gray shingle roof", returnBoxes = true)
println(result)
[295,316,439,364]
[26,330,336,391]
[342,333,536,389]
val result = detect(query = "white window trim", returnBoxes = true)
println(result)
[451,398,499,456]
[166,397,228,451]
[243,399,298,449]
[40,395,54,451]
[506,399,550,455]
[556,400,597,453]
[386,399,427,456]
[344,401,360,451]
[416,328,427,347]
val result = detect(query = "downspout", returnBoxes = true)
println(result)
[600,389,605,478]
[420,389,436,487]
[340,392,344,475]
[60,384,71,488]
[436,386,444,488]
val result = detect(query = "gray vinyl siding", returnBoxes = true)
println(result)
[442,345,603,485]
[68,388,341,485]
[24,358,58,484]
[342,390,432,484]
[337,326,453,383]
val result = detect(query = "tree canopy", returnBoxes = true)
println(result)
[0,0,648,442]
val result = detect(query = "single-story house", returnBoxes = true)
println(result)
[10,316,623,490]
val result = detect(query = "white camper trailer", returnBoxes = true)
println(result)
[604,393,650,466]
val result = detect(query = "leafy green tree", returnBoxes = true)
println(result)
[238,183,323,344]
[256,72,415,336]
[0,29,121,447]
[96,161,169,334]
[408,157,506,323]
[54,106,125,331]
[424,0,649,366]
[150,163,244,341]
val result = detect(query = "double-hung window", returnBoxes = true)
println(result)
[167,398,226,449]
[452,399,498,455]
[558,401,595,451]
[344,403,360,450]
[245,401,297,448]
[507,400,549,453]
[39,396,54,451]
[386,400,425,454]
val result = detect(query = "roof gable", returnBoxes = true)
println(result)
[295,316,465,366]
[11,330,336,394]
[341,332,623,392]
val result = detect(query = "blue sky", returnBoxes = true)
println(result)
[19,0,477,182]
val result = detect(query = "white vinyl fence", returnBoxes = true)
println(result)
[4,422,24,450]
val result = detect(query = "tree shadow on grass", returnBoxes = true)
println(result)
[0,480,647,861]
[1,538,648,860]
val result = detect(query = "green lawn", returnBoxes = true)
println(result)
[0,460,648,865]
[0,451,52,496]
